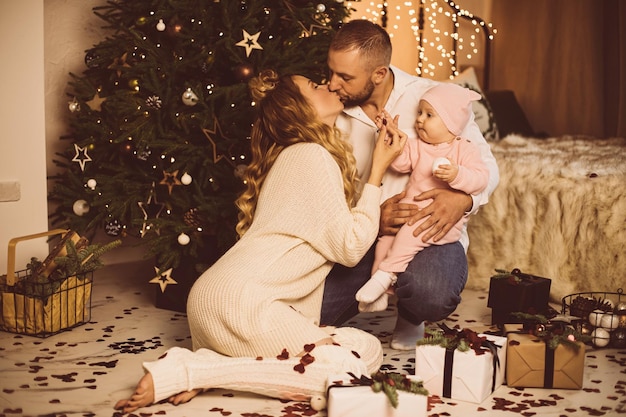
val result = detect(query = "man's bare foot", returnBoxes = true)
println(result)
[114,372,155,413]
[169,388,203,405]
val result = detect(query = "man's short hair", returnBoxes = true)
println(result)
[330,19,392,71]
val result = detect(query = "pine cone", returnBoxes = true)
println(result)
[569,296,597,318]
[183,208,204,228]
[596,298,614,312]
[569,295,613,318]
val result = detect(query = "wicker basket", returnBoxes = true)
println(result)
[0,230,93,338]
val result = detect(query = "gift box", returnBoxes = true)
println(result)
[487,269,551,326]
[0,230,93,337]
[504,324,585,389]
[415,331,506,403]
[326,372,428,417]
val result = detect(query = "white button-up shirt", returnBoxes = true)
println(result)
[336,66,499,250]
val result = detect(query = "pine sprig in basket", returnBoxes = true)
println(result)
[14,237,121,299]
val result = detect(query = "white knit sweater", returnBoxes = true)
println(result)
[186,142,382,358]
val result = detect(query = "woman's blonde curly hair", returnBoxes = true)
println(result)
[235,69,360,237]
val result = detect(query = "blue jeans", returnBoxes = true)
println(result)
[320,242,468,326]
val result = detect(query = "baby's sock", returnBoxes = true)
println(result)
[355,270,397,304]
[390,316,425,351]
[358,293,389,313]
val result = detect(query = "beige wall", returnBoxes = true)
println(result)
[44,0,108,182]
[0,2,49,274]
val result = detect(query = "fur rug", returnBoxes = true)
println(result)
[466,134,626,302]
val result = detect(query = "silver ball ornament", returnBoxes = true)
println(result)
[72,199,90,216]
[600,313,619,330]
[588,310,605,327]
[310,394,326,411]
[182,88,199,106]
[316,3,326,12]
[177,233,190,245]
[181,172,193,185]
[610,328,626,348]
[579,321,594,336]
[68,99,80,112]
[156,19,166,31]
[87,178,97,190]
[591,328,610,348]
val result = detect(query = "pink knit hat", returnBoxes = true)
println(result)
[421,84,482,136]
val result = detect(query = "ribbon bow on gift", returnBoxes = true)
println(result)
[435,324,502,397]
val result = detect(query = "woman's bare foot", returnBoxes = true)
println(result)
[168,388,203,405]
[114,372,155,413]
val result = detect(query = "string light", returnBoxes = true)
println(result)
[352,0,495,80]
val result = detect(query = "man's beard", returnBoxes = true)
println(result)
[341,79,375,108]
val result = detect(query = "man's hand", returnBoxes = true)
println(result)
[379,191,420,236]
[407,188,472,242]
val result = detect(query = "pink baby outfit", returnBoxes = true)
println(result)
[374,84,489,273]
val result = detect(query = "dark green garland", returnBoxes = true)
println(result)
[415,325,493,356]
[347,371,428,409]
[510,312,591,351]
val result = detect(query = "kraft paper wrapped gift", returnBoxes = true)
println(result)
[415,332,506,403]
[326,372,428,417]
[487,269,551,326]
[504,324,585,389]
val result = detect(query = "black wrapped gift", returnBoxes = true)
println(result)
[487,268,551,326]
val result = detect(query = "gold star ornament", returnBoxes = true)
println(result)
[86,91,106,111]
[149,267,177,292]
[235,29,263,57]
[202,118,228,164]
[159,170,182,194]
[72,143,92,171]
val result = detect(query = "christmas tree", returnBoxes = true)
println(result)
[49,1,353,275]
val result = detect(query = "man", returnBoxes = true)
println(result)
[320,19,499,350]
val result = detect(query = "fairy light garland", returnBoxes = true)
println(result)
[352,0,496,80]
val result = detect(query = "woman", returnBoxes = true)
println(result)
[114,69,406,413]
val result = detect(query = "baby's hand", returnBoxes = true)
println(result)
[433,163,459,183]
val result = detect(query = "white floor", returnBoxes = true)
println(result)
[0,260,624,417]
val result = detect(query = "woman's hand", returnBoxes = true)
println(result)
[367,112,407,186]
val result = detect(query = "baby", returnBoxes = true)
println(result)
[356,83,490,312]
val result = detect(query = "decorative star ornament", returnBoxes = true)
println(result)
[159,170,182,194]
[138,185,165,237]
[280,1,329,38]
[235,29,263,57]
[72,143,92,171]
[305,23,329,37]
[202,118,228,164]
[149,266,177,292]
[86,90,106,111]
[107,52,131,77]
